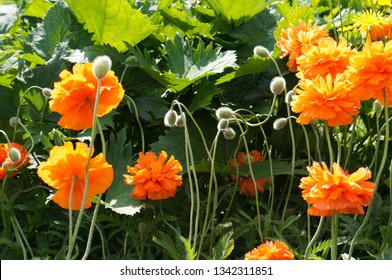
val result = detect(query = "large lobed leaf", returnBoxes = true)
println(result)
[65,0,157,52]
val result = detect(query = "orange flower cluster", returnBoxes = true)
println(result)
[50,63,124,130]
[291,74,359,126]
[244,240,295,260]
[299,162,375,216]
[229,150,271,197]
[124,151,183,200]
[37,142,114,210]
[276,20,329,72]
[0,143,30,180]
[346,40,392,106]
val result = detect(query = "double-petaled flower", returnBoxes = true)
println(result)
[245,240,295,260]
[299,162,375,216]
[124,151,183,200]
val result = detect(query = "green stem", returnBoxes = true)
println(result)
[331,213,338,260]
[124,95,145,153]
[324,123,335,167]
[304,216,325,260]
[67,176,76,258]
[349,93,390,258]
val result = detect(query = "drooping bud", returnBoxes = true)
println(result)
[92,55,112,79]
[8,147,21,163]
[9,117,20,128]
[125,56,138,67]
[285,90,295,104]
[216,106,235,120]
[373,100,383,114]
[222,127,236,140]
[270,76,286,95]
[217,119,229,131]
[273,118,288,130]
[175,112,186,127]
[164,109,178,127]
[41,88,52,99]
[253,45,270,58]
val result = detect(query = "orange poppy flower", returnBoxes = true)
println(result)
[50,62,124,130]
[0,143,30,180]
[124,151,183,200]
[37,142,114,210]
[346,40,392,106]
[291,73,359,126]
[229,150,271,197]
[276,20,329,72]
[245,240,295,260]
[299,162,375,216]
[296,37,355,80]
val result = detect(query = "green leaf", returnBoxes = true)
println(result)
[205,0,268,26]
[236,159,308,178]
[65,0,157,52]
[188,80,222,112]
[104,128,144,216]
[212,230,234,260]
[23,0,53,19]
[215,56,273,85]
[0,48,19,87]
[0,4,17,33]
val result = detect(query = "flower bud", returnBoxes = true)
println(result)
[138,222,147,234]
[41,88,52,99]
[92,55,112,79]
[9,117,20,128]
[270,76,286,95]
[216,106,235,120]
[273,118,288,130]
[222,127,236,140]
[285,90,295,104]
[373,100,383,114]
[1,160,14,172]
[125,56,138,67]
[217,119,229,130]
[8,147,21,163]
[164,109,178,127]
[253,45,270,58]
[175,112,186,127]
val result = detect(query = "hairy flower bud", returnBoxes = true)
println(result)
[175,112,186,127]
[8,147,21,163]
[273,118,288,130]
[92,55,112,79]
[217,119,229,131]
[373,100,383,114]
[216,106,235,120]
[42,88,52,99]
[9,117,20,128]
[285,90,295,104]
[164,109,178,127]
[253,45,270,58]
[222,127,236,140]
[270,76,286,95]
[125,56,138,67]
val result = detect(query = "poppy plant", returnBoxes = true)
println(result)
[244,240,295,260]
[229,150,270,197]
[124,151,183,200]
[49,62,124,130]
[37,142,114,210]
[299,162,375,216]
[0,143,30,180]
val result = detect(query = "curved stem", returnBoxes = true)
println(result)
[304,216,325,260]
[124,95,145,153]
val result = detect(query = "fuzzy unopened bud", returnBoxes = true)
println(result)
[42,88,52,98]
[164,109,178,127]
[1,161,14,172]
[92,55,112,79]
[270,76,286,95]
[175,112,186,127]
[217,119,229,130]
[373,100,383,114]
[125,56,138,67]
[222,127,236,140]
[9,117,20,128]
[285,90,295,104]
[138,222,147,234]
[273,118,288,130]
[216,106,235,120]
[253,45,270,58]
[8,147,21,163]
